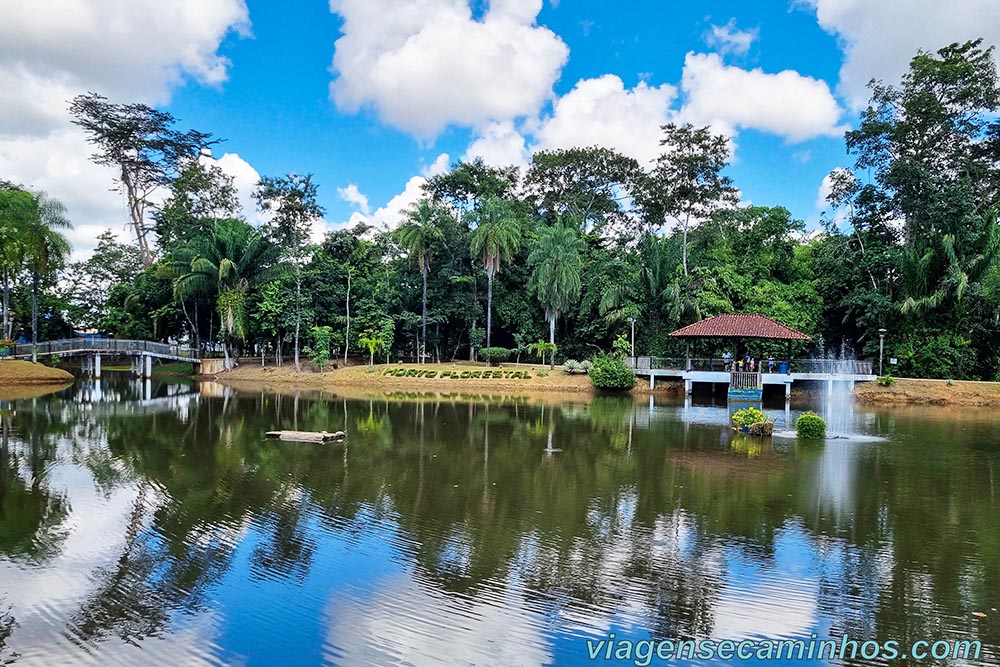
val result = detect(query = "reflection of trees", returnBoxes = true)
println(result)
[7,378,1000,659]
[0,598,17,665]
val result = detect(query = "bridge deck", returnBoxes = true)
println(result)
[7,339,201,363]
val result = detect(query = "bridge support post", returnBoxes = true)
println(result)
[684,379,692,395]
[649,374,655,390]
[142,354,152,379]
[94,353,101,379]
[785,382,791,399]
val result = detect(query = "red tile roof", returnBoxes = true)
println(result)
[668,313,811,340]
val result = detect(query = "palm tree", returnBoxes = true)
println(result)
[528,223,585,368]
[23,193,72,361]
[0,184,34,340]
[169,218,282,369]
[396,199,447,363]
[470,196,521,356]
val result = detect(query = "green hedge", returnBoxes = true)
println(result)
[796,412,827,439]
[588,354,635,390]
[480,347,511,364]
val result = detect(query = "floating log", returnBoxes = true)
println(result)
[265,430,346,443]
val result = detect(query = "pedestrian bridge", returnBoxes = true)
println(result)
[6,338,208,378]
[627,356,877,399]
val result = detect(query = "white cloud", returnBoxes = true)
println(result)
[337,183,370,214]
[0,0,251,259]
[328,0,569,137]
[679,52,846,142]
[531,75,678,166]
[421,152,452,178]
[801,0,1000,109]
[704,18,759,57]
[464,121,531,169]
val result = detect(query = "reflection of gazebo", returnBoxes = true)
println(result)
[669,313,811,368]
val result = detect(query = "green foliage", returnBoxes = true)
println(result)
[611,334,631,359]
[310,325,333,371]
[796,412,827,439]
[732,407,766,429]
[588,353,635,390]
[878,374,896,387]
[528,341,556,362]
[893,331,976,379]
[479,347,511,364]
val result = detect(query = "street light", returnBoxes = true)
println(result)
[627,316,636,358]
[878,328,887,376]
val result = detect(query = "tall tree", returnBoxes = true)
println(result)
[528,223,585,368]
[396,199,448,363]
[469,197,522,354]
[154,160,240,249]
[169,218,282,369]
[69,93,215,266]
[0,183,35,340]
[645,124,738,275]
[254,174,324,371]
[65,231,143,331]
[23,193,72,360]
[525,147,643,234]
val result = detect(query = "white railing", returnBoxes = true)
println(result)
[730,371,763,390]
[6,338,201,360]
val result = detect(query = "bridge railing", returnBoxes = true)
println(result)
[9,339,201,360]
[793,359,874,375]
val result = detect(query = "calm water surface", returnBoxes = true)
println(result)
[1,376,999,666]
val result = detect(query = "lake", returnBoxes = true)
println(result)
[1,375,999,666]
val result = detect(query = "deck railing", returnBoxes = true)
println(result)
[627,356,874,375]
[730,371,763,389]
[7,339,201,360]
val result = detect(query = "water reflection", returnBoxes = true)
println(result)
[0,376,999,666]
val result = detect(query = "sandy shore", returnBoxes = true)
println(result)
[0,360,74,385]
[855,377,1000,407]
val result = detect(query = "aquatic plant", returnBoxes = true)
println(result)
[796,412,827,439]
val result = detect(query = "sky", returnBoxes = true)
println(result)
[1,0,999,259]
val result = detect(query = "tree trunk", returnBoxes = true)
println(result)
[369,349,374,366]
[682,212,691,276]
[421,267,428,364]
[2,267,9,340]
[31,271,39,363]
[293,271,302,372]
[344,269,351,365]
[486,270,494,353]
[549,315,555,369]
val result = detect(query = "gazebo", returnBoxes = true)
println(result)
[668,313,811,371]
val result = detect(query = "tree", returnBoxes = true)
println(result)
[469,196,522,356]
[169,218,282,369]
[396,199,448,363]
[154,160,240,249]
[357,328,386,366]
[23,193,72,361]
[69,92,215,266]
[254,174,325,372]
[525,147,643,234]
[65,231,143,331]
[310,325,333,371]
[528,223,585,368]
[645,124,738,275]
[0,183,35,340]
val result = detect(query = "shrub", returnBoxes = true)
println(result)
[732,407,766,429]
[588,354,635,390]
[611,334,631,359]
[563,359,580,373]
[580,359,592,373]
[480,347,511,364]
[310,326,333,371]
[796,412,827,439]
[877,374,895,387]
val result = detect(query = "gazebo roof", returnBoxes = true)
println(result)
[668,314,811,341]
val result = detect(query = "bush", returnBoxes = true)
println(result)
[480,347,511,364]
[588,354,635,390]
[796,412,827,439]
[563,359,580,373]
[877,374,895,387]
[732,407,766,429]
[580,359,592,373]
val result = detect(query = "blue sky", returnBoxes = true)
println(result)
[2,0,997,256]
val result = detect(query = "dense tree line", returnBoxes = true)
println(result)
[2,41,1000,379]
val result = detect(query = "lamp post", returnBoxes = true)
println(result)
[878,328,887,376]
[627,316,636,358]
